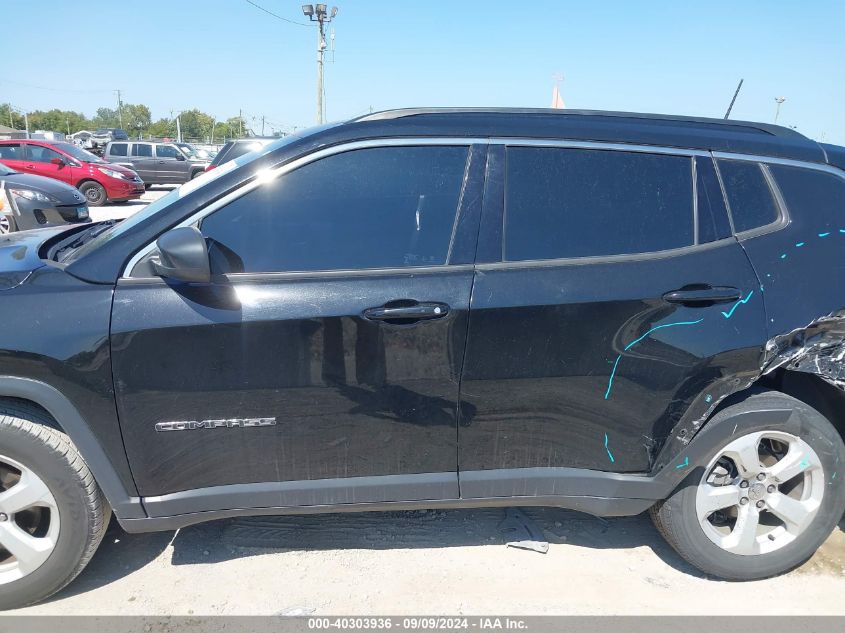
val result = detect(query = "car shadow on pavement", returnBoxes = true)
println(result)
[165,507,708,577]
[42,508,845,603]
[41,518,175,604]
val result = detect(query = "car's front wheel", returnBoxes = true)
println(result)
[78,182,107,207]
[0,402,110,610]
[652,390,845,580]
[0,213,15,234]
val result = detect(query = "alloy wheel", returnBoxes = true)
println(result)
[695,430,824,556]
[0,455,60,584]
[0,215,11,234]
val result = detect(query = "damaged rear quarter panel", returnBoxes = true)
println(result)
[657,161,845,470]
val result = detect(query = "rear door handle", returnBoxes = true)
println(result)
[663,286,742,306]
[363,301,450,323]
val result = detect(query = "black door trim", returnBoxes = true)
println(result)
[142,471,459,517]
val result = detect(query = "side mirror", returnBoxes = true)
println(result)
[50,157,65,166]
[152,226,211,283]
[175,153,186,161]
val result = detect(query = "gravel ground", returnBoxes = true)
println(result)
[9,506,845,615]
[20,185,842,616]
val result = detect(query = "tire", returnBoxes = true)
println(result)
[0,402,110,610]
[190,170,203,180]
[78,182,107,207]
[0,213,16,234]
[652,390,845,580]
[144,184,152,190]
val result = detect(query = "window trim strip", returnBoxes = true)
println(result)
[122,137,484,278]
[122,137,845,278]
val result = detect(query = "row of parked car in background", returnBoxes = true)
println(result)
[0,130,278,233]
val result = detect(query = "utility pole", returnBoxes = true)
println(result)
[302,5,338,125]
[116,89,124,128]
[239,109,243,137]
[261,115,265,136]
[774,97,786,124]
[176,115,182,143]
[23,111,30,138]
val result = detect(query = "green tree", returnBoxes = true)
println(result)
[178,109,215,141]
[0,103,26,130]
[27,109,89,134]
[148,118,175,139]
[91,107,120,129]
[121,103,152,137]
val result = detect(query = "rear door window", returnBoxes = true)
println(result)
[769,165,845,218]
[199,145,469,274]
[133,144,153,157]
[716,159,781,233]
[504,147,694,261]
[696,157,732,243]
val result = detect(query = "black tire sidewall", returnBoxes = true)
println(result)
[0,425,95,609]
[79,182,106,207]
[662,392,845,580]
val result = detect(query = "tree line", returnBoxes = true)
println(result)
[0,102,262,142]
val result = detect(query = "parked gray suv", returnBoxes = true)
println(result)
[102,141,209,186]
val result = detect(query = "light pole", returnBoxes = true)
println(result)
[302,4,338,125]
[774,97,786,124]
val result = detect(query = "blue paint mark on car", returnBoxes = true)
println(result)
[721,290,754,319]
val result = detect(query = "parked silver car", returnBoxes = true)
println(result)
[102,140,209,186]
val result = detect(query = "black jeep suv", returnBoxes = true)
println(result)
[1,108,845,608]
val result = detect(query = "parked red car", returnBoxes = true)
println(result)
[0,140,144,206]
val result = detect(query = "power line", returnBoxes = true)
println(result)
[244,0,310,26]
[0,76,115,94]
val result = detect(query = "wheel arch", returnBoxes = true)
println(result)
[73,177,101,188]
[0,376,144,519]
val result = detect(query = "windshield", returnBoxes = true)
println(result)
[176,143,198,158]
[62,131,312,264]
[0,163,17,176]
[51,142,104,163]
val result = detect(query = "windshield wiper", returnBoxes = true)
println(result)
[53,220,120,262]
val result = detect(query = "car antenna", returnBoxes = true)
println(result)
[724,79,744,119]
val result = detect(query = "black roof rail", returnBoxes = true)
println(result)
[352,107,807,141]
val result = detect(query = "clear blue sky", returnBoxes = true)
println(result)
[3,0,844,143]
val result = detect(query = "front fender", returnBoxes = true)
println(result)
[0,376,143,518]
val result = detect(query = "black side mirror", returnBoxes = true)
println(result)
[152,226,211,283]
[175,153,186,161]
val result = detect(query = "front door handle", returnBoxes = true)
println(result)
[663,286,742,306]
[363,301,450,323]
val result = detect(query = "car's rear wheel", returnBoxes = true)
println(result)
[652,390,845,580]
[0,402,110,610]
[78,182,107,207]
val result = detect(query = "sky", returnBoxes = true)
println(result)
[3,0,844,144]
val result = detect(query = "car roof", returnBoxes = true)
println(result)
[0,139,53,146]
[108,140,174,145]
[231,137,276,143]
[332,107,831,165]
